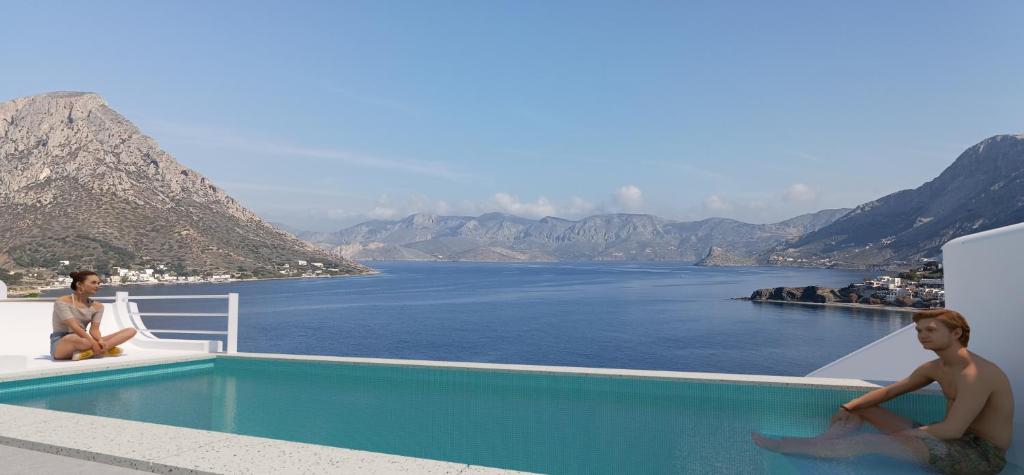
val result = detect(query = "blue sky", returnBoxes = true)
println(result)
[3,1,1022,231]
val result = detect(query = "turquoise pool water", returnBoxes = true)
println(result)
[1,357,948,474]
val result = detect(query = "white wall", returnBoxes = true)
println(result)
[943,222,1024,465]
[808,324,929,381]
[810,221,1024,465]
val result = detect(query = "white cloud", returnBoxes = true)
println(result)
[565,196,596,216]
[367,206,399,220]
[696,188,826,223]
[492,193,558,218]
[614,185,644,211]
[326,208,358,220]
[783,183,817,203]
[702,194,734,212]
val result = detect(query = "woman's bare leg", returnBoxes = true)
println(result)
[100,328,137,349]
[52,335,94,360]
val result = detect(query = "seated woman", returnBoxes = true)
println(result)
[50,270,137,361]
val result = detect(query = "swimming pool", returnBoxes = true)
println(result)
[0,356,947,474]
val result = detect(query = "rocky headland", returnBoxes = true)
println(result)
[694,246,757,266]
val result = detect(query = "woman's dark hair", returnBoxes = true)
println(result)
[69,270,99,291]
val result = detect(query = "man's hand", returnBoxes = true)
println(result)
[91,339,105,354]
[830,407,853,425]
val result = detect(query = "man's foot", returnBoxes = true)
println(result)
[104,346,123,357]
[71,349,94,361]
[752,432,783,451]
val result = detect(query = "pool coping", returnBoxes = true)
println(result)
[1,352,907,474]
[223,352,887,391]
[0,354,217,384]
[0,404,522,474]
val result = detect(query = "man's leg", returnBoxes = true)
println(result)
[752,432,930,465]
[815,408,864,440]
[811,405,917,440]
[851,406,917,434]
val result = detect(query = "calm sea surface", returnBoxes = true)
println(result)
[51,262,911,376]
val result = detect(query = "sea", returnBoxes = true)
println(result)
[47,261,911,376]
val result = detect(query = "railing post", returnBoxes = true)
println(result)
[114,291,130,328]
[227,293,239,354]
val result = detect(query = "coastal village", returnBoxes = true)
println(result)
[2,259,349,296]
[748,260,945,309]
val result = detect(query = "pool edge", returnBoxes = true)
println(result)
[1,353,916,474]
[222,352,885,390]
[0,404,526,474]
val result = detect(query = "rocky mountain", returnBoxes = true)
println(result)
[302,209,851,262]
[766,134,1024,268]
[694,246,756,266]
[0,92,372,277]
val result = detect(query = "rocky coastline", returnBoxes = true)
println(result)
[740,284,934,313]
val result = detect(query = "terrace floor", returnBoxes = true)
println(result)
[0,445,148,474]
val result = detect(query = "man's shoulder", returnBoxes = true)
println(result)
[966,353,1009,382]
[917,358,942,373]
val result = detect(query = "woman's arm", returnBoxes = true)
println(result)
[66,318,103,353]
[88,304,105,350]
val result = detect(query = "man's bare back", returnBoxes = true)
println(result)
[922,352,1014,451]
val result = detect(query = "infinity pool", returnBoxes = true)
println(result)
[0,357,947,474]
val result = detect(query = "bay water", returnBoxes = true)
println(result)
[56,262,910,376]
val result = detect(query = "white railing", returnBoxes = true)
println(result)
[115,292,239,354]
[0,284,238,354]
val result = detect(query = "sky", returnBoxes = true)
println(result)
[2,1,1023,231]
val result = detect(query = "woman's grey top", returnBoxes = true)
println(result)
[52,297,104,333]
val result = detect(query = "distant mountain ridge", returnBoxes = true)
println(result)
[765,134,1024,267]
[301,209,852,263]
[302,134,1024,268]
[0,92,371,277]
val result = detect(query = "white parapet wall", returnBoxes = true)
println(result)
[810,221,1024,465]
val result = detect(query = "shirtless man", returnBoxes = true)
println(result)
[752,309,1013,475]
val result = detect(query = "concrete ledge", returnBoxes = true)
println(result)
[0,353,216,383]
[0,405,527,474]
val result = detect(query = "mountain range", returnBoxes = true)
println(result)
[302,134,1024,268]
[766,134,1024,268]
[300,209,853,263]
[0,92,371,278]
